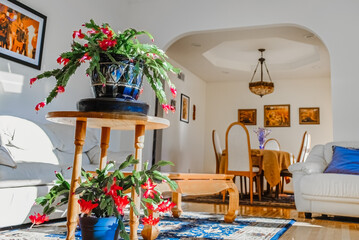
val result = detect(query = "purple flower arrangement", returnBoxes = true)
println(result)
[253,127,271,149]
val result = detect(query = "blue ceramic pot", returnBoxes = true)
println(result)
[91,54,144,101]
[79,216,120,240]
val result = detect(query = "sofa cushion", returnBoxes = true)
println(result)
[324,141,359,164]
[43,123,99,154]
[0,163,61,188]
[324,146,359,175]
[0,146,16,168]
[86,145,132,166]
[0,116,59,165]
[54,149,91,167]
[300,173,359,199]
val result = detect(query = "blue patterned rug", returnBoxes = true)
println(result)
[0,212,295,240]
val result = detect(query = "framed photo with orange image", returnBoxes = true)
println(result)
[299,107,320,124]
[264,104,290,127]
[0,0,47,69]
[238,109,257,125]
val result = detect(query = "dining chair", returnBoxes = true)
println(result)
[280,131,311,193]
[263,138,281,151]
[224,122,261,204]
[212,130,223,174]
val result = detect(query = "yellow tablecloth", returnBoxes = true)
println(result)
[251,149,291,187]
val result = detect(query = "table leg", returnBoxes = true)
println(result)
[171,192,183,218]
[66,119,87,240]
[100,127,111,170]
[224,182,239,223]
[131,125,145,240]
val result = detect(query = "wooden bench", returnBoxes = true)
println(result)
[142,173,239,239]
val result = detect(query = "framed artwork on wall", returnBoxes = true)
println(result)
[0,0,47,69]
[238,109,257,125]
[264,104,290,127]
[180,93,189,123]
[299,107,320,124]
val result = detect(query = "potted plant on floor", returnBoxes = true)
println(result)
[30,19,180,114]
[30,155,177,240]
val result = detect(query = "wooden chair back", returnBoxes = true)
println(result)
[296,131,311,163]
[212,130,223,173]
[263,138,281,151]
[225,122,252,173]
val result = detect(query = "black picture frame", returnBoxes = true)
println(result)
[180,94,190,123]
[0,0,47,69]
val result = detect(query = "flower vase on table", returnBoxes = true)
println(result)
[253,127,271,149]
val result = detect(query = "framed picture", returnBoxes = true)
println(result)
[180,94,190,123]
[299,107,320,124]
[264,104,290,127]
[0,0,47,69]
[238,109,257,125]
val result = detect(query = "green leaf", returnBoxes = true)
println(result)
[130,201,140,216]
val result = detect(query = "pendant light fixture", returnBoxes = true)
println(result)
[249,49,274,97]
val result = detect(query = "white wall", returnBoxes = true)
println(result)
[0,0,156,161]
[161,60,207,173]
[124,0,359,143]
[204,77,332,173]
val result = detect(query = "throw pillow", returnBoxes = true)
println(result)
[324,146,359,175]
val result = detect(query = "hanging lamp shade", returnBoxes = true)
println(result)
[248,49,274,97]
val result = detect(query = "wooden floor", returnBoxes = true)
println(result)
[181,201,359,240]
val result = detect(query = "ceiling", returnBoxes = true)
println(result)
[166,25,330,83]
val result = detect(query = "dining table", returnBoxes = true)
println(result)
[251,149,292,188]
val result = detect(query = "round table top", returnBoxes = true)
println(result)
[46,111,170,130]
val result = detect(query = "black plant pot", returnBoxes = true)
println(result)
[91,54,143,100]
[77,54,149,115]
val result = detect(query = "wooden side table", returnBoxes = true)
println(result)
[46,111,169,240]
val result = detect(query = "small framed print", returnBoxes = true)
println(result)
[264,104,290,127]
[0,0,47,69]
[299,107,320,124]
[238,109,257,125]
[180,94,189,123]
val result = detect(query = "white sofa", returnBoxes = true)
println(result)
[0,115,131,228]
[289,141,359,218]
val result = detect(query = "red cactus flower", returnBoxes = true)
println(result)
[30,77,37,86]
[78,199,98,215]
[170,87,177,98]
[73,29,85,39]
[63,58,70,65]
[113,195,129,215]
[79,53,92,63]
[84,43,88,47]
[29,213,49,226]
[142,214,159,226]
[57,56,63,64]
[104,179,123,197]
[87,29,97,35]
[157,200,176,213]
[98,39,117,51]
[161,104,171,114]
[57,56,70,65]
[56,86,65,93]
[100,27,113,38]
[35,102,46,111]
[141,179,157,199]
